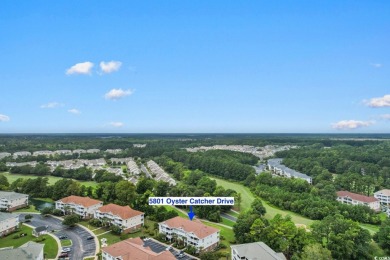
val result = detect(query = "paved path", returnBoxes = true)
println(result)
[221,212,237,222]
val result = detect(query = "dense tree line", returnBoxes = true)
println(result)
[52,166,93,181]
[277,143,390,189]
[164,150,256,181]
[251,172,380,224]
[9,164,50,176]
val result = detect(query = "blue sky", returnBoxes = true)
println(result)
[0,1,389,133]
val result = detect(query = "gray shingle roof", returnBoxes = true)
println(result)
[231,242,286,260]
[0,191,28,201]
[0,241,43,260]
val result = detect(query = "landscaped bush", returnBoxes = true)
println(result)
[13,234,20,239]
[110,225,122,235]
[53,209,63,216]
[34,237,46,242]
[89,219,101,227]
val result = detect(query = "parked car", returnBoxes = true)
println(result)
[59,252,69,257]
[62,247,71,253]
[86,236,94,240]
[166,246,172,251]
[59,235,68,239]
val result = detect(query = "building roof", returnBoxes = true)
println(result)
[0,212,18,222]
[103,237,176,260]
[375,189,390,196]
[337,191,378,203]
[0,191,28,201]
[97,204,143,219]
[57,195,102,207]
[34,226,47,233]
[231,242,286,260]
[160,216,219,239]
[0,241,44,260]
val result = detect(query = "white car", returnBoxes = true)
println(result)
[166,246,172,251]
[62,247,71,253]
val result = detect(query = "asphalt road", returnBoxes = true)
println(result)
[18,214,96,260]
[221,213,237,222]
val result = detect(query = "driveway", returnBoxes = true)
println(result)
[18,214,96,260]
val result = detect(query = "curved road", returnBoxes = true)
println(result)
[18,214,96,260]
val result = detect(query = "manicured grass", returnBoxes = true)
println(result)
[221,217,235,227]
[210,177,254,211]
[2,172,98,188]
[61,239,72,246]
[84,257,96,260]
[200,220,235,254]
[0,224,58,259]
[210,176,314,227]
[13,205,39,213]
[360,223,380,235]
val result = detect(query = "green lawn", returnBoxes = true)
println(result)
[221,217,235,227]
[200,220,235,254]
[163,205,188,218]
[226,211,239,218]
[0,224,58,259]
[60,239,72,246]
[1,172,98,188]
[210,176,314,227]
[13,205,40,213]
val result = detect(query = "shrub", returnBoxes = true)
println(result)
[25,214,33,220]
[13,234,20,239]
[89,219,101,227]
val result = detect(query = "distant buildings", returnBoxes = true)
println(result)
[336,191,380,211]
[0,191,29,212]
[159,216,220,252]
[102,237,175,260]
[0,241,44,260]
[231,242,286,260]
[56,195,103,219]
[374,189,390,206]
[0,152,11,159]
[147,160,176,186]
[94,204,144,233]
[13,151,31,159]
[0,212,19,237]
[267,158,312,184]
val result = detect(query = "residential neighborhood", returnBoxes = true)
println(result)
[336,191,381,212]
[267,158,312,184]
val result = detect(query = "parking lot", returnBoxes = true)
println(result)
[18,214,96,260]
[143,239,196,260]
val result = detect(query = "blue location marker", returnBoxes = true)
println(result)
[188,205,195,221]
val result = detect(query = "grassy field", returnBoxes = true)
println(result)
[1,172,98,188]
[163,205,188,218]
[210,176,314,226]
[226,211,239,218]
[0,224,58,258]
[221,217,235,227]
[13,205,40,213]
[200,220,235,254]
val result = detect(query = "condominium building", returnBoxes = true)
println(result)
[337,191,380,211]
[0,212,19,237]
[94,204,144,233]
[231,242,286,260]
[374,189,390,206]
[159,216,220,252]
[267,158,312,184]
[102,237,176,260]
[55,196,103,219]
[0,191,29,212]
[0,242,44,260]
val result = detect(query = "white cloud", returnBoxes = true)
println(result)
[104,88,133,100]
[68,108,81,114]
[66,61,94,75]
[365,94,390,107]
[332,120,374,130]
[370,63,382,68]
[0,114,10,122]
[380,114,390,120]
[109,122,124,127]
[40,102,63,109]
[100,61,122,74]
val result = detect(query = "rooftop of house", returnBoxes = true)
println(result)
[160,216,219,239]
[0,191,28,201]
[231,242,286,260]
[0,242,44,260]
[374,189,390,196]
[103,237,176,260]
[97,203,143,219]
[337,191,378,203]
[0,212,19,222]
[57,195,102,207]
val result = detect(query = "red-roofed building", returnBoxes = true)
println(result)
[94,204,144,233]
[55,196,103,219]
[159,216,220,252]
[337,191,380,211]
[102,237,176,260]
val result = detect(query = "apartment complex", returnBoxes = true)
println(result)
[56,195,103,219]
[102,237,175,260]
[374,189,390,206]
[0,191,29,212]
[267,158,312,184]
[159,216,220,252]
[94,204,144,233]
[231,242,286,260]
[0,212,19,237]
[337,191,380,211]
